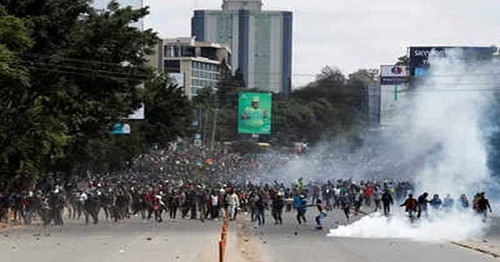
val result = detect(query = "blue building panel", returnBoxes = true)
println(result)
[191,10,206,41]
[238,10,250,87]
[282,11,293,94]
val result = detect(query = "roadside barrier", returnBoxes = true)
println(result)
[219,212,229,262]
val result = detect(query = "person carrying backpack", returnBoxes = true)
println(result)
[400,194,418,222]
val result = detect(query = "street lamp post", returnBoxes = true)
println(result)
[210,108,219,152]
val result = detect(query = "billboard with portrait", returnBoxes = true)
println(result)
[238,92,272,134]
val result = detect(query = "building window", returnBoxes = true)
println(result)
[164,60,180,73]
[182,46,195,57]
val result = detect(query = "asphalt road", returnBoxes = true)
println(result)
[1,208,499,262]
[0,216,223,262]
[237,208,499,262]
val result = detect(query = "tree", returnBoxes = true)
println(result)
[193,87,219,110]
[315,66,346,88]
[141,74,193,148]
[217,66,245,107]
[347,69,377,87]
[282,66,374,146]
[0,0,158,189]
[0,6,39,189]
[396,56,409,66]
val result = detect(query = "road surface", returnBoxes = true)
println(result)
[0,217,226,262]
[1,208,499,262]
[236,208,499,262]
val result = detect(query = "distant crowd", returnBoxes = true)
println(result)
[0,146,494,228]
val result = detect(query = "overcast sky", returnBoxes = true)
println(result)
[139,0,500,87]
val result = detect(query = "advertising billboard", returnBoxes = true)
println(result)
[380,65,409,85]
[409,46,497,77]
[238,92,272,134]
[379,65,409,126]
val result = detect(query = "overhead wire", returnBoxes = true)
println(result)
[22,53,500,78]
[12,54,500,92]
[12,65,145,82]
[23,53,149,68]
[18,60,150,80]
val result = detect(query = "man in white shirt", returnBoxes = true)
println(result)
[227,189,240,221]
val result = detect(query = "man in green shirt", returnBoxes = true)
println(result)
[241,96,268,130]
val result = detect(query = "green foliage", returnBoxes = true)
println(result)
[217,66,245,107]
[191,65,374,148]
[142,74,193,148]
[193,86,219,109]
[0,0,163,190]
[0,0,379,189]
[396,56,409,66]
[272,66,374,146]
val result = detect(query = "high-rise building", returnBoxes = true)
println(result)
[159,37,232,99]
[192,0,292,94]
[222,0,262,10]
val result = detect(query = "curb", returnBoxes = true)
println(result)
[449,241,500,258]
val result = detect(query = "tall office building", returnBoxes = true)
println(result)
[192,0,293,94]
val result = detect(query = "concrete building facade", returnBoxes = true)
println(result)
[161,37,232,99]
[191,0,292,94]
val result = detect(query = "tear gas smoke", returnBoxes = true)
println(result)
[328,210,487,242]
[324,49,498,241]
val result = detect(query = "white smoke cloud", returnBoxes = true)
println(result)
[326,49,498,241]
[403,50,491,196]
[328,210,488,242]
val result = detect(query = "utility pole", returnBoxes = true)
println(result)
[394,84,398,101]
[202,108,209,147]
[210,108,219,152]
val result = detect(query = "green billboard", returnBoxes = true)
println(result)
[238,92,272,134]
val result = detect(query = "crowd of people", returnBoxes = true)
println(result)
[0,171,415,229]
[0,145,495,229]
[399,191,493,222]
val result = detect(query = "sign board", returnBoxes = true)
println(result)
[380,65,409,85]
[110,123,131,135]
[380,65,409,77]
[409,46,496,77]
[379,65,410,126]
[238,92,272,135]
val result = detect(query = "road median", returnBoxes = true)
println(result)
[450,240,500,258]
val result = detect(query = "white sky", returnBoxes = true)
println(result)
[137,0,500,87]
